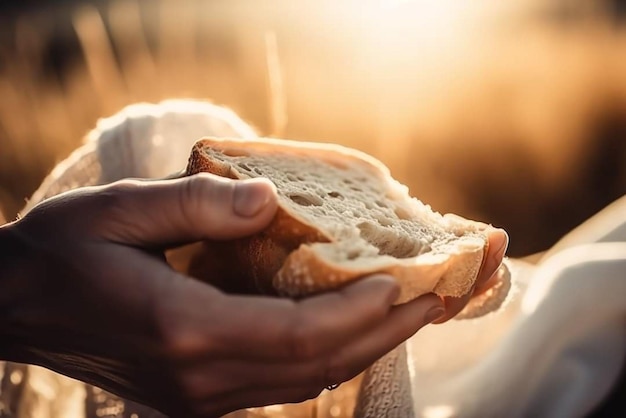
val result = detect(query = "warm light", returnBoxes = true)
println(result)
[422,404,457,418]
[376,0,464,30]
[9,370,23,385]
[362,0,487,103]
[367,0,472,42]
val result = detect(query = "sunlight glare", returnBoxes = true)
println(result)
[423,404,457,418]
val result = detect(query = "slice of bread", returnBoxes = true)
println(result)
[186,137,490,304]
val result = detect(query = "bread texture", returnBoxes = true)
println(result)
[186,137,489,304]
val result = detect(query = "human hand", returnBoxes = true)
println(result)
[0,173,445,417]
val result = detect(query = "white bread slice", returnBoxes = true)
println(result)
[186,137,489,304]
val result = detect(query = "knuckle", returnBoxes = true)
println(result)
[104,179,141,201]
[152,279,219,359]
[182,174,208,200]
[157,314,194,358]
[163,326,214,363]
[99,180,141,214]
[180,175,233,223]
[89,180,142,230]
[178,176,204,221]
[188,173,233,201]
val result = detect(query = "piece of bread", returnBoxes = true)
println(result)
[185,137,490,304]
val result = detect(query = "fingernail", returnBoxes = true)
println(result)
[424,304,445,324]
[234,179,274,217]
[494,229,509,259]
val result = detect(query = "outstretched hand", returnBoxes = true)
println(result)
[0,174,446,416]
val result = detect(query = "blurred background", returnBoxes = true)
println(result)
[1,0,625,256]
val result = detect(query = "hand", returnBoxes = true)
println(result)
[0,173,445,417]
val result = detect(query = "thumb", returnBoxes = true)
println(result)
[96,173,278,246]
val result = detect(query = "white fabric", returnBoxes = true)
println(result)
[406,199,626,418]
[23,99,257,213]
[12,99,625,418]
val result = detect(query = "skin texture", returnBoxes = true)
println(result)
[0,173,510,417]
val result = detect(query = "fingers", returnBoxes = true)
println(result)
[473,269,503,296]
[168,287,443,409]
[213,293,443,391]
[195,275,401,361]
[95,173,278,246]
[155,275,409,413]
[434,227,508,324]
[474,228,509,292]
[321,293,444,384]
[285,276,401,358]
[434,291,474,324]
[237,293,443,390]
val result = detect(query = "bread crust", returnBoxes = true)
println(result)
[185,137,488,304]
